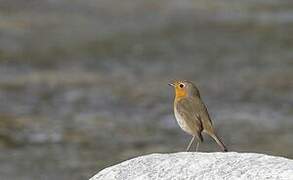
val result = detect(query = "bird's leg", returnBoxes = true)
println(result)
[195,141,200,152]
[186,136,195,151]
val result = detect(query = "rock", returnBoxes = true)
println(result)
[90,152,293,180]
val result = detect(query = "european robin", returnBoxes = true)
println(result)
[169,80,228,152]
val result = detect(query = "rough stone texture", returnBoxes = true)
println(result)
[90,152,293,180]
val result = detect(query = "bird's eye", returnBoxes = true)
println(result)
[179,83,184,88]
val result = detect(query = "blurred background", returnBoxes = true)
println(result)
[0,0,292,179]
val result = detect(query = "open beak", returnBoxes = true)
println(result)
[168,82,175,87]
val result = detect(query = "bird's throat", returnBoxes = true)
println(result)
[175,89,188,99]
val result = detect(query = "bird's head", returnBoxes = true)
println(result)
[168,80,200,99]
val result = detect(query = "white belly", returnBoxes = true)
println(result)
[174,108,193,134]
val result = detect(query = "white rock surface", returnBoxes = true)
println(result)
[90,152,293,180]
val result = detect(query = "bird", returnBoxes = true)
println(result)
[169,80,228,152]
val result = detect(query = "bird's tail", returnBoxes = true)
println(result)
[209,133,228,152]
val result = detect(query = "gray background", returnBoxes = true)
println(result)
[0,0,292,179]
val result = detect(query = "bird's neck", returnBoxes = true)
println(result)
[175,90,188,100]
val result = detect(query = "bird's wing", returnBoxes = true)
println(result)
[192,97,215,134]
[176,98,203,133]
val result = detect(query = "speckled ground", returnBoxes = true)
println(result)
[91,152,293,180]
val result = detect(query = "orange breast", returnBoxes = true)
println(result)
[175,87,187,100]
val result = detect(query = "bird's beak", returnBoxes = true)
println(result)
[168,82,175,87]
